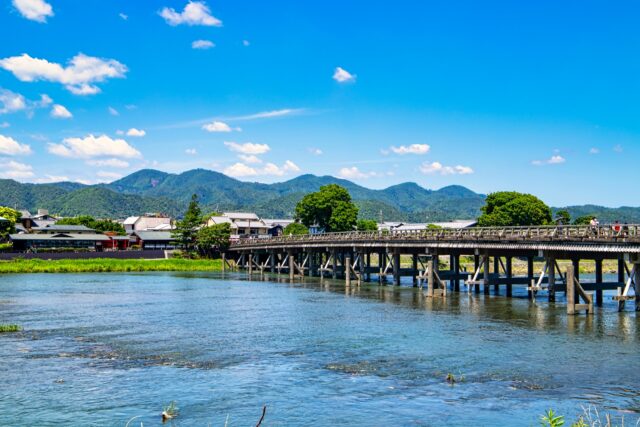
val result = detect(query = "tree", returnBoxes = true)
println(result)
[554,209,571,225]
[172,194,202,250]
[0,207,20,241]
[295,184,358,232]
[57,215,126,235]
[356,219,378,231]
[283,222,309,235]
[196,223,231,257]
[573,214,595,225]
[478,192,552,226]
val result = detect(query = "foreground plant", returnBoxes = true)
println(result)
[539,406,640,427]
[540,409,565,427]
[0,324,20,333]
[162,401,178,422]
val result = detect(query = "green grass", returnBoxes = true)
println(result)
[0,324,21,333]
[0,258,223,274]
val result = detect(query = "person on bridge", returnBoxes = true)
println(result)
[612,220,622,236]
[590,217,599,237]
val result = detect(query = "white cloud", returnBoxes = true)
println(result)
[86,158,130,168]
[0,89,27,114]
[224,162,257,177]
[50,104,72,119]
[126,128,146,137]
[202,120,232,132]
[12,0,53,23]
[309,148,323,155]
[185,148,197,155]
[0,134,32,155]
[96,170,123,180]
[238,154,262,164]
[115,129,124,135]
[0,160,34,179]
[119,12,128,20]
[0,122,9,128]
[159,1,222,26]
[0,53,128,95]
[108,106,119,116]
[333,67,356,83]
[613,144,623,153]
[35,174,69,183]
[531,155,566,166]
[48,134,141,159]
[224,160,300,177]
[338,166,377,179]
[419,161,474,175]
[227,109,302,121]
[224,141,270,155]
[192,39,215,49]
[283,160,300,172]
[390,144,430,155]
[589,147,599,154]
[242,40,250,47]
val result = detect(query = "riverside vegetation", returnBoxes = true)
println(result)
[0,258,223,274]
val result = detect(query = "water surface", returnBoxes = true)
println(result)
[0,272,638,426]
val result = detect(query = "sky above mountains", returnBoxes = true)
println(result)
[0,0,638,207]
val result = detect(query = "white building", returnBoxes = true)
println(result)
[123,215,173,234]
[206,212,270,239]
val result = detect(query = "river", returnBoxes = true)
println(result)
[0,272,638,426]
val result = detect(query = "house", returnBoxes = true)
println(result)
[103,232,130,250]
[9,229,111,252]
[18,209,59,230]
[132,231,176,250]
[206,212,270,239]
[31,224,95,234]
[263,219,295,236]
[123,214,173,234]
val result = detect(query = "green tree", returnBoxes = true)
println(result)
[172,194,202,251]
[478,192,552,226]
[0,207,20,241]
[196,223,231,257]
[295,184,358,232]
[283,222,309,235]
[554,209,571,225]
[356,219,378,231]
[57,215,125,235]
[573,214,595,225]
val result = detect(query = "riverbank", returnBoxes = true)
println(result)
[0,258,222,274]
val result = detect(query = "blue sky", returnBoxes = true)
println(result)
[0,0,638,207]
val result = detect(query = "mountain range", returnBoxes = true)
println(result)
[1,168,638,223]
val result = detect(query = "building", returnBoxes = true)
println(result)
[132,231,176,250]
[18,209,59,230]
[9,227,111,252]
[263,219,295,236]
[123,214,173,234]
[206,212,270,239]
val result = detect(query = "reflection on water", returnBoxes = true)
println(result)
[0,272,638,426]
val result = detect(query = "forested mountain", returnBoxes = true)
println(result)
[1,169,638,222]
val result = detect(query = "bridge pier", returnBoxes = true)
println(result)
[527,256,534,300]
[595,259,603,307]
[506,256,513,297]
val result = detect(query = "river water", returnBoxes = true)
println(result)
[0,272,638,426]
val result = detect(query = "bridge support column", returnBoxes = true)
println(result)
[345,255,351,287]
[572,259,580,304]
[548,255,556,302]
[270,251,276,273]
[412,253,418,287]
[483,254,490,295]
[288,251,295,281]
[308,251,314,277]
[595,259,603,307]
[365,252,371,282]
[248,252,253,275]
[493,257,500,295]
[527,257,534,300]
[453,255,460,292]
[393,251,401,286]
[567,265,576,315]
[331,250,337,279]
[473,254,480,293]
[506,256,513,297]
[635,259,640,311]
[427,256,435,297]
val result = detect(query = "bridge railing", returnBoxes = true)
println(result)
[231,224,640,247]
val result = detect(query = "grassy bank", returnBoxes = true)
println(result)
[0,258,223,274]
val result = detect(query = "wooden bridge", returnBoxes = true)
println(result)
[224,224,640,314]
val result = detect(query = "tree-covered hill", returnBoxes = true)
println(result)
[1,169,639,221]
